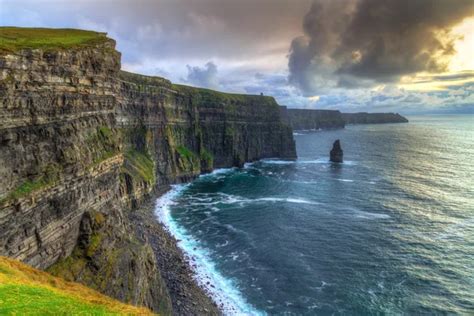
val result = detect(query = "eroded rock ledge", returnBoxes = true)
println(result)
[0,30,296,315]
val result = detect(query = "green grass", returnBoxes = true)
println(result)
[1,163,62,203]
[86,234,102,258]
[119,71,171,87]
[172,83,278,107]
[176,145,196,161]
[123,149,155,183]
[200,149,214,168]
[175,145,201,172]
[98,126,113,139]
[0,256,155,315]
[0,27,109,53]
[9,179,48,200]
[0,284,116,315]
[86,126,120,167]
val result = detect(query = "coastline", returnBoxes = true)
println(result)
[130,169,264,315]
[129,186,221,315]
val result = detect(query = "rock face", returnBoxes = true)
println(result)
[281,107,345,130]
[330,140,343,163]
[342,112,408,124]
[0,32,296,314]
[281,108,408,130]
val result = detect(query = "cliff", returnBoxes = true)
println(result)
[0,27,296,315]
[282,107,408,130]
[281,107,346,130]
[342,112,408,124]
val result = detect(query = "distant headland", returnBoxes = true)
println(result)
[280,106,408,130]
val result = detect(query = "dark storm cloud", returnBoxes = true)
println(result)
[289,0,474,94]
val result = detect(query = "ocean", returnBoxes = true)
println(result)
[155,115,474,315]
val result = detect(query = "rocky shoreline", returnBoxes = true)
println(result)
[130,188,221,315]
[0,28,295,315]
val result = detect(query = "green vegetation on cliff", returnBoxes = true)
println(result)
[1,163,62,203]
[123,149,155,183]
[120,70,171,88]
[176,145,201,172]
[0,256,154,315]
[172,83,278,107]
[86,126,121,167]
[200,149,214,169]
[0,27,110,53]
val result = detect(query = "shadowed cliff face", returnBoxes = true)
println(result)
[0,29,295,315]
[281,107,346,130]
[281,107,409,131]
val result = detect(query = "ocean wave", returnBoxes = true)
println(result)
[260,159,296,165]
[185,192,321,207]
[198,168,237,181]
[337,178,355,182]
[180,190,323,208]
[155,185,265,315]
[256,197,321,205]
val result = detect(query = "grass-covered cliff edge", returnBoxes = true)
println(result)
[0,27,296,314]
[0,256,154,315]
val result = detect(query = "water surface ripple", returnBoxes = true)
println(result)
[156,115,474,315]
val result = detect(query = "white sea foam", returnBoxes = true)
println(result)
[155,186,265,315]
[185,192,321,208]
[337,179,355,182]
[347,208,391,220]
[199,167,237,179]
[260,159,295,165]
[256,197,321,205]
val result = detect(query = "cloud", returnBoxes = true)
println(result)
[289,0,474,95]
[1,0,473,114]
[183,62,219,89]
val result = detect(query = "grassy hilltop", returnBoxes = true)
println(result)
[0,256,155,315]
[0,27,109,53]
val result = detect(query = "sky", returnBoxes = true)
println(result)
[1,0,473,113]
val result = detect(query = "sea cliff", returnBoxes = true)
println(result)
[281,107,345,130]
[282,107,408,130]
[342,112,409,124]
[0,27,295,314]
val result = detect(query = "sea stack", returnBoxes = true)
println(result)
[330,140,343,163]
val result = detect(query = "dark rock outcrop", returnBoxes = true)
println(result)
[342,112,408,124]
[0,31,296,315]
[330,140,343,163]
[281,107,345,130]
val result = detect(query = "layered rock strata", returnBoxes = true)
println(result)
[0,33,296,314]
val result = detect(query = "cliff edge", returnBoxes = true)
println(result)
[281,107,408,130]
[281,107,345,130]
[0,27,296,315]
